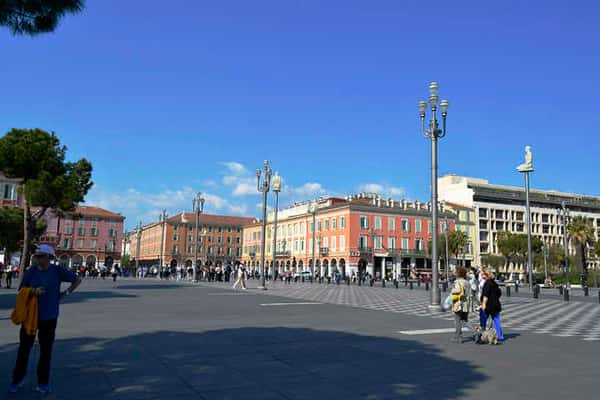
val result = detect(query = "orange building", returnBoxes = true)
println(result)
[242,193,456,279]
[128,212,256,269]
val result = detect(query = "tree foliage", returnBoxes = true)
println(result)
[0,128,93,272]
[567,216,596,277]
[496,231,543,276]
[0,206,46,254]
[481,255,504,274]
[0,0,84,35]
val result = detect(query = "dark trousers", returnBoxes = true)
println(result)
[6,272,12,288]
[12,319,57,385]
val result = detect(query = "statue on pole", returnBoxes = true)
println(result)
[517,145,534,172]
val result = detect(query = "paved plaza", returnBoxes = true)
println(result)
[0,278,598,400]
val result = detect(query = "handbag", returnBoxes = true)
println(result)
[442,294,453,311]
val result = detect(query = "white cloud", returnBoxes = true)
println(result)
[220,161,258,197]
[358,183,405,198]
[221,161,248,175]
[85,185,250,229]
[287,182,328,199]
[232,182,257,197]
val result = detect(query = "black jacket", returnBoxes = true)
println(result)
[481,279,502,315]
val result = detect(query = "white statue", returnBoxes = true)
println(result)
[517,145,533,172]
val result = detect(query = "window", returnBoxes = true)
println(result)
[227,236,232,244]
[402,219,410,232]
[77,227,85,236]
[90,239,97,249]
[415,221,422,233]
[63,238,71,248]
[173,245,179,254]
[388,217,395,231]
[79,218,85,226]
[340,217,346,228]
[188,245,194,254]
[173,234,179,241]
[339,236,345,251]
[374,236,383,249]
[317,221,321,232]
[217,236,223,244]
[323,237,329,248]
[90,227,98,236]
[332,218,337,230]
[1,183,16,200]
[324,220,329,231]
[64,226,73,235]
[375,217,382,230]
[188,235,194,242]
[208,226,212,233]
[428,221,433,233]
[359,235,369,249]
[218,226,223,233]
[300,222,305,232]
[228,227,232,233]
[294,223,298,235]
[479,208,488,218]
[188,225,194,231]
[402,238,409,249]
[495,210,504,219]
[388,237,396,250]
[109,229,117,238]
[480,220,488,230]
[173,224,179,231]
[300,240,305,251]
[108,241,115,251]
[331,236,336,250]
[236,237,241,244]
[91,217,98,226]
[542,214,549,223]
[480,232,489,241]
[76,239,84,249]
[359,216,369,229]
[415,239,423,251]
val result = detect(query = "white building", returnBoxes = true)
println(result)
[439,175,600,273]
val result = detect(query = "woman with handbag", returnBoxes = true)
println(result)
[450,266,475,343]
[480,269,504,342]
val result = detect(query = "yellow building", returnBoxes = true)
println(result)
[444,202,477,268]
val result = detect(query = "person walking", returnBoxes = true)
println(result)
[111,264,118,282]
[232,266,247,290]
[450,266,476,343]
[7,245,81,394]
[480,269,505,342]
[5,263,13,289]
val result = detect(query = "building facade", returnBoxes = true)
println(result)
[443,202,477,268]
[242,193,456,279]
[438,175,600,274]
[43,206,125,269]
[127,213,256,269]
[0,171,24,208]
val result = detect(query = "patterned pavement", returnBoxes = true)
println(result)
[194,279,600,342]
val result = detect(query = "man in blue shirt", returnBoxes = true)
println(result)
[8,244,81,395]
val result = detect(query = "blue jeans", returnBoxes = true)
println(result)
[480,309,504,340]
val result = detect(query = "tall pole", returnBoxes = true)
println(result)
[193,193,205,283]
[272,172,281,279]
[257,160,271,290]
[135,221,142,277]
[371,227,376,279]
[525,172,534,288]
[311,202,317,279]
[159,210,167,279]
[419,82,448,309]
[542,243,548,282]
[561,201,570,301]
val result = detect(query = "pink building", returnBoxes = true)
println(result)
[43,206,125,269]
[0,171,24,208]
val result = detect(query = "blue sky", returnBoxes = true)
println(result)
[2,0,599,229]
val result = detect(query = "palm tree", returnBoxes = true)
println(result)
[448,230,468,266]
[567,216,596,280]
[0,0,84,36]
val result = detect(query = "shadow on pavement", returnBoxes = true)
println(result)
[0,291,137,311]
[1,327,487,400]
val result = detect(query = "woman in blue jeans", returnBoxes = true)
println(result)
[480,269,504,341]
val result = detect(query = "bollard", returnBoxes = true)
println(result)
[370,279,374,287]
[533,284,539,299]
[583,286,589,296]
[409,281,414,290]
[302,277,305,283]
[563,287,570,301]
[598,290,600,304]
[506,286,511,297]
[327,277,331,284]
[404,277,408,287]
[558,286,563,296]
[514,283,519,293]
[418,280,421,287]
[425,282,429,291]
[382,279,386,288]
[394,279,399,289]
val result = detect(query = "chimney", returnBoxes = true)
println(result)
[415,201,421,210]
[390,198,395,208]
[427,201,432,212]
[376,195,382,207]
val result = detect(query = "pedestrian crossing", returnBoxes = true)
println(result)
[195,281,600,341]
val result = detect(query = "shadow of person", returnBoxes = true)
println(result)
[1,327,487,399]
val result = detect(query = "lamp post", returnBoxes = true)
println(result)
[419,81,448,309]
[135,221,142,277]
[193,193,205,283]
[159,210,167,279]
[542,243,548,283]
[517,146,534,290]
[256,160,272,290]
[371,227,376,279]
[310,202,318,280]
[271,172,282,279]
[559,201,570,301]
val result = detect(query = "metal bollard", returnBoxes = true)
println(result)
[598,290,600,304]
[563,287,570,301]
[583,286,589,296]
[425,282,429,291]
[370,279,374,287]
[558,286,563,296]
[514,284,519,293]
[382,279,386,288]
[409,281,414,290]
[404,278,408,287]
[506,286,511,297]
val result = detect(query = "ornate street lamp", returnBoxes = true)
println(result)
[257,160,272,290]
[310,201,318,281]
[517,146,534,291]
[271,172,282,279]
[419,81,448,309]
[193,193,205,282]
[158,210,167,279]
